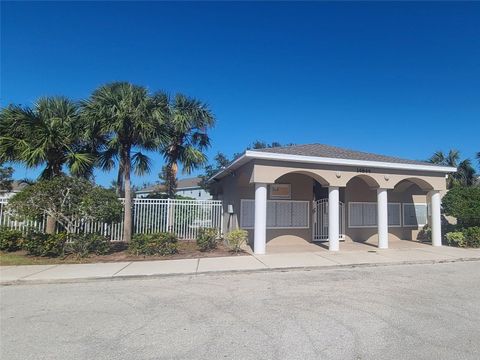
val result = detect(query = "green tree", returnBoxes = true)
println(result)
[81,82,161,242]
[248,141,290,150]
[158,165,177,197]
[156,93,215,198]
[429,149,460,167]
[249,140,283,149]
[0,97,96,233]
[456,159,476,187]
[429,150,475,188]
[0,163,13,192]
[0,97,95,180]
[442,186,480,227]
[199,152,230,190]
[8,176,122,234]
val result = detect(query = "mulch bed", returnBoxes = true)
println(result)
[93,241,247,262]
[0,241,248,266]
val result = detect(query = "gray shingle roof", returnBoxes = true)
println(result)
[254,143,431,166]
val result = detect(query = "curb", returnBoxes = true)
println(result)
[2,256,480,286]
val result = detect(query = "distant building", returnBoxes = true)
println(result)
[0,181,28,200]
[136,177,212,200]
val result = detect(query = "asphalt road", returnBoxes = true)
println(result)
[1,261,480,360]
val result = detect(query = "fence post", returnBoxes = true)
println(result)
[166,198,171,232]
[220,206,224,237]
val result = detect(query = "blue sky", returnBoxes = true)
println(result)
[1,1,479,187]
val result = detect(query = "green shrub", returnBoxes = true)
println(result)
[442,186,480,227]
[23,232,67,257]
[0,227,24,252]
[446,232,466,247]
[8,176,123,234]
[417,225,431,241]
[129,232,178,256]
[196,228,218,251]
[22,231,46,256]
[463,227,480,248]
[65,234,111,258]
[225,229,248,254]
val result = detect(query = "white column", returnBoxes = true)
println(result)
[377,188,389,249]
[430,191,442,247]
[254,183,267,254]
[328,186,340,251]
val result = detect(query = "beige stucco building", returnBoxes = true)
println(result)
[210,144,456,254]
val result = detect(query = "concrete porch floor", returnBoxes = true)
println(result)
[253,236,434,254]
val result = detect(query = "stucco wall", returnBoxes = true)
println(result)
[251,159,447,191]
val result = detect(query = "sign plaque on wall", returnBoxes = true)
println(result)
[270,184,291,199]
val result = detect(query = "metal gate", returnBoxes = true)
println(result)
[312,199,345,242]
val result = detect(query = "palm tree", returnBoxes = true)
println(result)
[155,93,215,198]
[429,149,475,188]
[429,150,460,168]
[456,159,476,187]
[81,82,161,242]
[0,97,96,233]
[429,150,460,189]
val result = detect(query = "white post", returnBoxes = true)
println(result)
[328,186,339,251]
[377,188,389,249]
[254,183,267,255]
[430,191,442,247]
[165,198,170,232]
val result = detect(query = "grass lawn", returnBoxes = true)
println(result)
[0,241,246,266]
[0,252,64,266]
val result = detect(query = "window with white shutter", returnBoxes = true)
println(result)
[266,201,276,227]
[240,200,255,228]
[348,202,376,228]
[349,203,364,227]
[388,203,401,227]
[403,203,427,227]
[240,200,309,229]
[348,202,401,228]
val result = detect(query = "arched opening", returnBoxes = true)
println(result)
[262,171,331,252]
[345,174,381,189]
[343,175,379,245]
[392,177,434,192]
[391,179,431,243]
[273,170,329,187]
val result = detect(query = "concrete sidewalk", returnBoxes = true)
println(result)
[1,246,480,284]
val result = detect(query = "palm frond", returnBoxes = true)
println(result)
[132,151,152,176]
[428,151,445,165]
[179,146,207,174]
[66,152,96,178]
[97,147,119,171]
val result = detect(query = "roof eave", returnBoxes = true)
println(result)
[209,150,456,181]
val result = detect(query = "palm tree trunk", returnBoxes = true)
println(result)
[122,147,133,242]
[45,165,62,234]
[116,163,124,197]
[167,162,178,232]
[168,162,178,198]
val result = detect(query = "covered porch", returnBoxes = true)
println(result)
[259,235,435,254]
[251,171,443,255]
